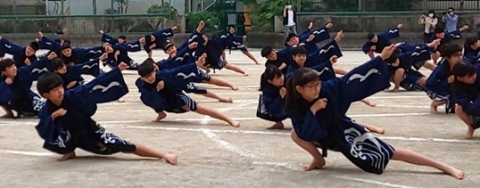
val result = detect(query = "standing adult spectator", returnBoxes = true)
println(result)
[443,7,459,33]
[419,10,438,43]
[283,2,297,40]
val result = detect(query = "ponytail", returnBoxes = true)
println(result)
[283,76,297,112]
[259,72,268,91]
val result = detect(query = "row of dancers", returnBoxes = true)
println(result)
[0,20,469,179]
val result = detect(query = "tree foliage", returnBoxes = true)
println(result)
[186,11,221,33]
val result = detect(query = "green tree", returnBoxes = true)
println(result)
[186,11,221,33]
[146,3,179,29]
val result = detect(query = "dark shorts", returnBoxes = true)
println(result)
[183,83,208,94]
[43,124,136,155]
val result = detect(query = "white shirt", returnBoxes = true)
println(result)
[287,10,295,26]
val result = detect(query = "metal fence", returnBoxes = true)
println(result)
[0,14,172,34]
[296,11,480,33]
[299,0,480,12]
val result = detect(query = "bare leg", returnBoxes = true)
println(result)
[224,63,248,76]
[360,123,385,134]
[204,77,238,90]
[430,100,447,114]
[57,151,76,161]
[416,77,427,86]
[367,51,375,59]
[241,50,260,65]
[267,121,284,129]
[126,144,178,165]
[431,52,441,65]
[200,91,233,103]
[152,111,167,122]
[391,147,464,179]
[455,105,475,139]
[0,106,13,118]
[388,68,404,92]
[422,61,437,71]
[361,98,376,107]
[290,130,326,171]
[191,104,240,127]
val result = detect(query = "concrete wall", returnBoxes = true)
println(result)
[0,0,38,6]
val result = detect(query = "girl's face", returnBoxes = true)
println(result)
[268,75,284,87]
[296,80,321,102]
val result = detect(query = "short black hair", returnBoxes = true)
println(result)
[261,46,273,57]
[435,26,445,34]
[0,58,15,72]
[37,72,64,95]
[61,43,71,50]
[367,32,376,40]
[49,58,66,71]
[291,46,307,56]
[452,61,476,78]
[29,41,39,51]
[163,42,175,52]
[439,43,463,58]
[63,39,71,45]
[465,36,478,47]
[285,33,298,43]
[137,58,155,77]
[118,35,126,40]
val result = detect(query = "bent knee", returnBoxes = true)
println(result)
[455,104,466,114]
[290,130,301,141]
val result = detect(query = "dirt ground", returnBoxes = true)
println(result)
[1,50,479,188]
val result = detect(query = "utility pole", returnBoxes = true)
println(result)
[93,0,97,14]
[61,0,64,15]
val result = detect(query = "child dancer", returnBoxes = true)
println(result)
[257,66,288,129]
[425,43,463,114]
[451,61,480,139]
[284,45,463,179]
[362,24,403,59]
[0,54,54,118]
[0,36,39,68]
[35,62,178,164]
[136,58,240,127]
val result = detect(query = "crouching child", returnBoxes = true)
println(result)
[35,62,178,164]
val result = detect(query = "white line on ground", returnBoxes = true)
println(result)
[334,176,418,188]
[126,126,480,144]
[0,149,54,156]
[200,101,257,124]
[0,112,433,127]
[201,129,259,159]
[252,161,298,170]
[368,95,425,99]
[348,112,431,117]
[375,104,430,109]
